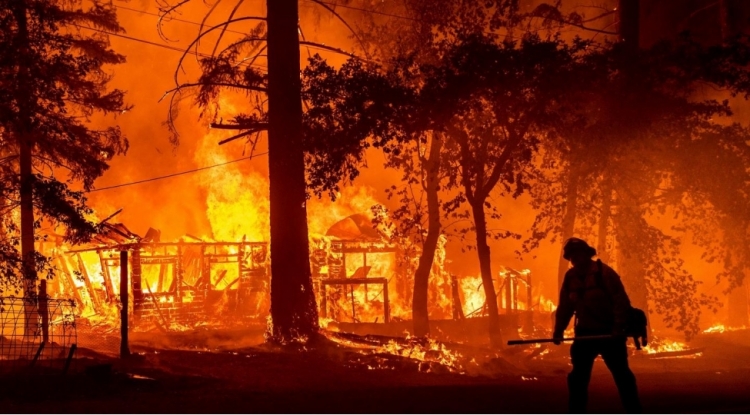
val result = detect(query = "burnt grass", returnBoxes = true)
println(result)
[1,331,750,413]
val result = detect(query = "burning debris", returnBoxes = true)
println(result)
[640,338,704,359]
[29,199,566,344]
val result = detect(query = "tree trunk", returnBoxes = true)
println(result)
[557,167,580,290]
[12,2,38,336]
[19,133,37,334]
[616,241,649,313]
[470,201,502,347]
[266,0,319,343]
[597,180,613,263]
[412,132,443,337]
[614,197,649,315]
[20,137,35,291]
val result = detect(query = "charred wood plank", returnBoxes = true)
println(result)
[97,250,117,303]
[157,263,167,292]
[56,254,84,308]
[76,253,102,314]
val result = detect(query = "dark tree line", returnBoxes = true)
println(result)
[302,1,750,342]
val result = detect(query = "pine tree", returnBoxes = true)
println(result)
[0,0,129,307]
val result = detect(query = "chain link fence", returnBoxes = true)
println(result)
[76,311,121,357]
[0,296,77,374]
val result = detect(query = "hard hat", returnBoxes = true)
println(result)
[562,237,597,260]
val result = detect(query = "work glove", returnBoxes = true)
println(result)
[552,332,563,346]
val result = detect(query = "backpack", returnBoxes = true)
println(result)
[569,260,649,350]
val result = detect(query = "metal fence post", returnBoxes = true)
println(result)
[39,279,49,344]
[120,250,130,358]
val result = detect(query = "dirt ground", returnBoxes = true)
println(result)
[1,329,750,413]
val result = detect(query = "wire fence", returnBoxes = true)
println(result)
[76,315,121,357]
[0,296,77,374]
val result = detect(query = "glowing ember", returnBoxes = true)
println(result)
[640,338,703,359]
[374,337,464,371]
[324,332,466,373]
[642,339,688,354]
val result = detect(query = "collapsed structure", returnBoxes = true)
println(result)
[38,212,554,337]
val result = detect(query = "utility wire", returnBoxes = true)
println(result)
[303,0,419,22]
[115,4,258,33]
[71,23,268,70]
[114,4,359,59]
[87,151,268,193]
[115,4,258,38]
[304,0,614,40]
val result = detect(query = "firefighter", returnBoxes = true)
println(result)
[553,237,642,413]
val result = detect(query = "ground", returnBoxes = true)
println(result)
[1,329,749,413]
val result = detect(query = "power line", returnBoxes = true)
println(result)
[71,23,268,71]
[87,151,268,193]
[304,0,419,22]
[304,1,611,43]
[115,4,255,37]
[114,4,360,58]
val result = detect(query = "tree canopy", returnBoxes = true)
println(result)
[0,0,129,294]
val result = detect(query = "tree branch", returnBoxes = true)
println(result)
[218,130,256,145]
[173,16,267,86]
[308,0,371,59]
[211,122,269,130]
[299,41,368,61]
[211,0,247,58]
[160,82,267,102]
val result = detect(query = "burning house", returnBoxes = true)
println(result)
[33,205,560,346]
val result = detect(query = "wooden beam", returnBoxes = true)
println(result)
[76,253,102,314]
[97,250,116,303]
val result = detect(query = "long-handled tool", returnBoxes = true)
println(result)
[508,335,619,346]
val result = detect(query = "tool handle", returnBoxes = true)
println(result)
[507,334,616,346]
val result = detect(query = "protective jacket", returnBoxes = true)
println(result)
[554,260,632,337]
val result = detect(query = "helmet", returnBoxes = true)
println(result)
[562,237,597,260]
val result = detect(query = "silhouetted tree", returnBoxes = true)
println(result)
[429,34,588,346]
[158,0,375,343]
[0,0,129,309]
[524,35,750,337]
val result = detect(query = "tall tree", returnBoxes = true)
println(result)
[266,0,319,342]
[158,0,377,343]
[0,0,129,318]
[308,0,543,341]
[302,55,446,337]
[525,33,750,337]
[397,132,444,337]
[437,34,586,346]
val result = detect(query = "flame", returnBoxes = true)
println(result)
[643,339,688,354]
[703,323,747,334]
[374,337,464,371]
[641,337,702,359]
[324,331,466,373]
[460,275,486,317]
[197,110,270,243]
